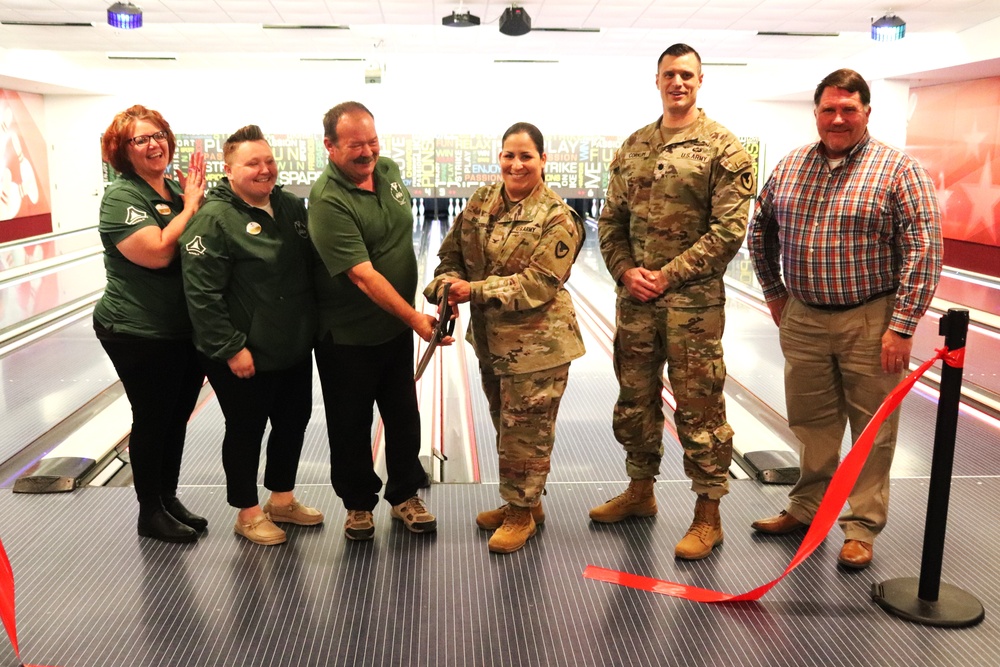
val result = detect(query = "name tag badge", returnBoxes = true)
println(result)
[155,203,171,215]
[246,222,262,235]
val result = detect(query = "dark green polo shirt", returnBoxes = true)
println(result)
[308,157,416,346]
[94,174,193,339]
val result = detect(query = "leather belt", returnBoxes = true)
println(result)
[803,288,896,312]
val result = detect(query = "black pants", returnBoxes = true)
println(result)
[314,330,425,510]
[98,335,204,511]
[201,354,313,509]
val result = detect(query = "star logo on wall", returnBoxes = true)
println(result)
[963,121,989,161]
[959,155,1000,244]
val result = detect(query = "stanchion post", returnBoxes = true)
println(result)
[918,309,968,600]
[872,308,984,626]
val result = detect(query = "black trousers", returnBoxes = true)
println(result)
[200,354,313,509]
[314,330,425,510]
[98,334,204,511]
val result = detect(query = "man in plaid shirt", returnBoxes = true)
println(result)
[747,68,942,569]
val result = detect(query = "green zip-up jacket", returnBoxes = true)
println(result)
[179,178,315,371]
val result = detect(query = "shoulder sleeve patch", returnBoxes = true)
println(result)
[185,236,206,256]
[737,168,756,196]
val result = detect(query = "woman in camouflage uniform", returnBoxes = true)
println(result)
[425,122,585,554]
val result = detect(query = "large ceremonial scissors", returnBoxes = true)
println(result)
[414,281,456,381]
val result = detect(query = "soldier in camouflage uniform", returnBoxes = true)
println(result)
[425,122,585,554]
[592,44,756,560]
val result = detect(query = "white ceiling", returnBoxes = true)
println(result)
[1,0,999,94]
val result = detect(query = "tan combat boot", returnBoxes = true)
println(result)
[588,478,657,523]
[674,494,723,560]
[477,502,545,530]
[488,505,537,554]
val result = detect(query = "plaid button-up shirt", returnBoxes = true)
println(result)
[748,133,942,335]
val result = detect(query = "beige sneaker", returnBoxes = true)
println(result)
[344,510,375,541]
[476,502,545,530]
[263,499,324,526]
[391,496,437,533]
[234,513,286,546]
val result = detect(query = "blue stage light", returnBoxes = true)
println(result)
[107,2,142,30]
[871,14,905,42]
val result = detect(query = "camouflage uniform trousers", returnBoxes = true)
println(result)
[480,362,570,508]
[612,297,734,499]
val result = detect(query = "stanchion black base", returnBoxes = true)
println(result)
[872,578,985,627]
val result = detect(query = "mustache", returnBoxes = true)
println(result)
[353,155,376,165]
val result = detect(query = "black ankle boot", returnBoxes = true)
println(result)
[138,508,199,543]
[163,497,208,532]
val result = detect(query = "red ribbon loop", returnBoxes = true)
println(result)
[937,345,964,369]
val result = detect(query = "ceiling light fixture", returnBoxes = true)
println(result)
[871,14,905,42]
[499,5,531,36]
[442,2,480,27]
[107,2,142,30]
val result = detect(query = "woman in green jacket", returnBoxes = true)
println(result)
[180,125,321,546]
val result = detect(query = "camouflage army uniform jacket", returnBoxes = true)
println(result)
[425,181,585,375]
[598,110,756,308]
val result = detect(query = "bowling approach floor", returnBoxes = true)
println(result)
[2,476,999,667]
[4,221,1000,666]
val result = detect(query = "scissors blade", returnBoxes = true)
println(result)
[414,333,439,381]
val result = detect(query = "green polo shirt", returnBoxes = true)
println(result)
[94,174,193,339]
[308,157,416,346]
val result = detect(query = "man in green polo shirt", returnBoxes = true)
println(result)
[309,101,444,541]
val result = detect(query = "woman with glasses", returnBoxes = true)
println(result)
[424,122,586,554]
[95,104,208,543]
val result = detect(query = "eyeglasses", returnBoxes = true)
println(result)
[128,130,168,146]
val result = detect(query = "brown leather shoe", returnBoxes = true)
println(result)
[838,539,873,569]
[751,510,808,535]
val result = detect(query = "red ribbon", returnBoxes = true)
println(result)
[584,347,950,602]
[1,537,58,666]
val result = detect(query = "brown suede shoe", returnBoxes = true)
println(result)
[838,539,873,569]
[344,510,375,541]
[263,499,324,526]
[751,510,808,535]
[234,513,287,546]
[391,496,437,534]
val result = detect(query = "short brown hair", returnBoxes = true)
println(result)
[101,104,176,177]
[223,125,267,164]
[814,69,871,107]
[322,101,373,143]
[657,43,701,71]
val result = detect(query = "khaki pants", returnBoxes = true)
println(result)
[780,295,903,543]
